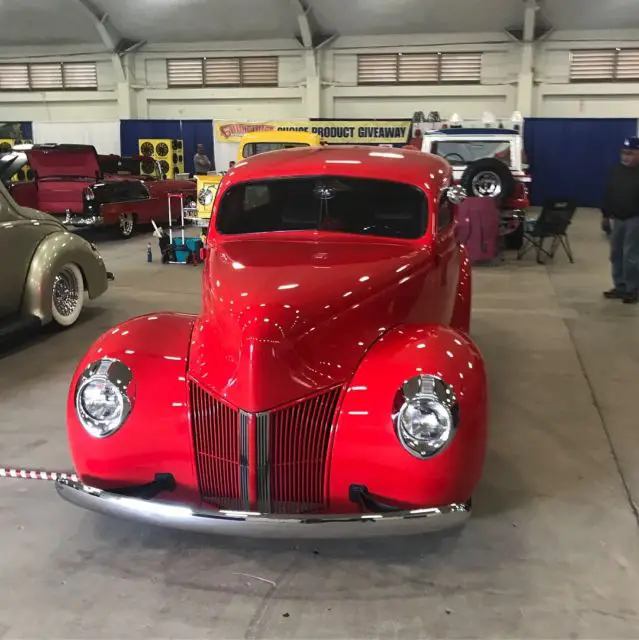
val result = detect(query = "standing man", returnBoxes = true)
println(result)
[193,144,211,175]
[602,136,639,304]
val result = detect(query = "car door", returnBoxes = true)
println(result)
[0,187,47,319]
[433,192,460,324]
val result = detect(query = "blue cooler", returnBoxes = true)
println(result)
[172,238,203,264]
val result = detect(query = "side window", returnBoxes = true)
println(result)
[438,195,454,231]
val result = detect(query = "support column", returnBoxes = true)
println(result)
[516,0,537,117]
[116,55,137,119]
[304,50,321,118]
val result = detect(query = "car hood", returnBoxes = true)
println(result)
[27,147,101,179]
[164,178,195,190]
[188,235,432,412]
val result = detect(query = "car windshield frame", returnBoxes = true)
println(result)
[215,175,428,240]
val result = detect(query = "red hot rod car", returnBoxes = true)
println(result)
[56,145,488,537]
[0,144,196,238]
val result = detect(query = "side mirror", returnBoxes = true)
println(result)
[446,185,467,205]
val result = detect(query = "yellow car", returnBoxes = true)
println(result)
[194,174,222,225]
[238,131,321,161]
[194,132,321,225]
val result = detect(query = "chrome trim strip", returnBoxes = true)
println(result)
[256,412,270,513]
[239,410,250,511]
[56,478,470,539]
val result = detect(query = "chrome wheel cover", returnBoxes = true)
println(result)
[471,171,502,198]
[53,268,80,318]
[119,213,134,236]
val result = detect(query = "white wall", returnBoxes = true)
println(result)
[0,30,638,122]
[321,34,518,119]
[134,40,306,120]
[0,49,118,122]
[535,30,639,117]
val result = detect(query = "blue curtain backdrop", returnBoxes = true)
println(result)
[120,119,214,174]
[21,122,33,141]
[524,118,638,208]
[0,121,32,141]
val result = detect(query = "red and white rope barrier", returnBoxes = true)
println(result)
[0,467,77,482]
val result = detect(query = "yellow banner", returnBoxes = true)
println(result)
[215,120,412,145]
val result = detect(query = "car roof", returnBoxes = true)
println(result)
[241,130,321,144]
[229,145,450,189]
[425,128,520,136]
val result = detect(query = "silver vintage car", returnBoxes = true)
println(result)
[0,179,112,341]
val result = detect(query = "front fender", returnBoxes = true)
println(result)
[66,312,199,504]
[22,230,109,323]
[329,324,487,511]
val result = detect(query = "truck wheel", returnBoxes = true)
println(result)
[51,263,84,328]
[118,213,136,239]
[461,158,515,201]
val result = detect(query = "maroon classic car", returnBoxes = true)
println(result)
[0,144,196,239]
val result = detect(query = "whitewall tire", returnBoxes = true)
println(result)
[51,263,85,328]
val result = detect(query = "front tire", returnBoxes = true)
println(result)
[51,263,84,328]
[118,212,136,239]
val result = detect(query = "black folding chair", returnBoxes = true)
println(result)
[517,198,577,264]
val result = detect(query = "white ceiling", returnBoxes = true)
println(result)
[541,0,639,31]
[309,0,525,36]
[0,0,636,48]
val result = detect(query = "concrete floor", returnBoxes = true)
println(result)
[1,211,638,639]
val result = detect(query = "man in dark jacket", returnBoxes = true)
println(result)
[602,136,639,304]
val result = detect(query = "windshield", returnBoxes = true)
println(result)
[431,140,512,166]
[216,176,427,239]
[242,142,310,158]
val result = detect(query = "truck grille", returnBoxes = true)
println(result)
[189,382,341,514]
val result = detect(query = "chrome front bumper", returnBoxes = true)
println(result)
[56,478,470,538]
[63,213,105,228]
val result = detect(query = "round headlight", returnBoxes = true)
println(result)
[75,359,134,438]
[198,187,214,206]
[394,375,458,459]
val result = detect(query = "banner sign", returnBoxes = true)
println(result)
[215,119,412,145]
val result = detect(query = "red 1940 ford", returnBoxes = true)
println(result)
[56,145,488,538]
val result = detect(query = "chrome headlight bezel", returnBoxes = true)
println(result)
[393,374,459,459]
[75,358,134,438]
[198,186,214,206]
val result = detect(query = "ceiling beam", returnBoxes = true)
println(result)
[290,0,314,49]
[71,0,145,82]
[289,0,336,74]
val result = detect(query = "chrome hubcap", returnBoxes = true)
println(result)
[120,214,134,235]
[471,171,502,198]
[53,268,79,317]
